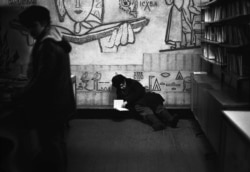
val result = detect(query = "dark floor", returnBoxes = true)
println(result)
[66,110,219,172]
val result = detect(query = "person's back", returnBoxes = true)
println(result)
[25,27,76,125]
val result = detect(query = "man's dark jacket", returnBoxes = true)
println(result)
[116,78,164,111]
[22,27,76,127]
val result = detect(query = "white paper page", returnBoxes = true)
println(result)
[113,100,128,111]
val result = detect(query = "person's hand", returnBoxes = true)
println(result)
[99,23,135,52]
[122,101,128,108]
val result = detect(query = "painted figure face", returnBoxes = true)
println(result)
[64,0,94,22]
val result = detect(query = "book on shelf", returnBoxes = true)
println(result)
[208,45,216,60]
[238,55,250,77]
[226,54,250,77]
[204,0,250,21]
[202,43,208,58]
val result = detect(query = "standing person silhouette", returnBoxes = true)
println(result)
[18,5,76,172]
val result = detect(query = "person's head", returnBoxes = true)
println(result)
[18,5,51,39]
[112,74,126,90]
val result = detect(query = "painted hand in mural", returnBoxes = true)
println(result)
[99,22,135,53]
[53,0,149,53]
[9,0,149,54]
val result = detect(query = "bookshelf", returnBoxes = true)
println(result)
[192,1,250,171]
[191,0,250,172]
[200,0,250,100]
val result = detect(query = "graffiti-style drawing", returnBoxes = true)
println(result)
[119,0,138,17]
[92,72,102,90]
[80,71,91,91]
[134,71,143,80]
[148,75,155,90]
[165,0,201,49]
[79,71,110,91]
[54,0,149,53]
[76,70,191,93]
[152,78,161,91]
[161,72,170,78]
[175,71,183,80]
[139,0,158,11]
[183,76,191,92]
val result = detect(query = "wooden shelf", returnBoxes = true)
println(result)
[201,39,221,45]
[201,39,249,49]
[199,0,218,9]
[198,1,250,170]
[200,55,226,66]
[205,14,250,25]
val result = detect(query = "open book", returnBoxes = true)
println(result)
[113,100,129,111]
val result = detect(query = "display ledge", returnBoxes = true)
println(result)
[74,107,194,119]
[77,105,190,110]
[204,14,250,25]
[201,39,248,49]
[199,0,217,9]
[200,55,226,66]
[208,89,250,109]
[223,110,250,144]
[192,72,221,90]
[193,73,250,108]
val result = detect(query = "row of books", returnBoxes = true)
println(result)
[203,0,250,22]
[226,54,250,77]
[202,45,250,76]
[204,25,250,45]
[202,44,226,64]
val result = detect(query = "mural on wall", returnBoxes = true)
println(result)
[53,0,149,53]
[76,70,191,93]
[164,0,201,50]
[0,0,204,106]
[119,0,138,17]
[139,0,158,11]
[4,0,205,65]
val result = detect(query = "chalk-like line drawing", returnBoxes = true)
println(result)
[54,0,149,53]
[164,0,201,50]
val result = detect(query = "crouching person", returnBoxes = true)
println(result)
[111,74,179,131]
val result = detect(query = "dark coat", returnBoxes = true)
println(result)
[22,27,76,127]
[116,78,164,111]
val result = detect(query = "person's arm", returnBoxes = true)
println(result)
[125,80,145,107]
[24,40,58,97]
[116,88,123,99]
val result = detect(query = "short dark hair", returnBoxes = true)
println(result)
[112,74,126,88]
[18,5,51,28]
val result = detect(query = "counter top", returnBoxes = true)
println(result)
[209,90,250,108]
[223,110,250,143]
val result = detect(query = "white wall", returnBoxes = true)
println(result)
[0,0,207,108]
